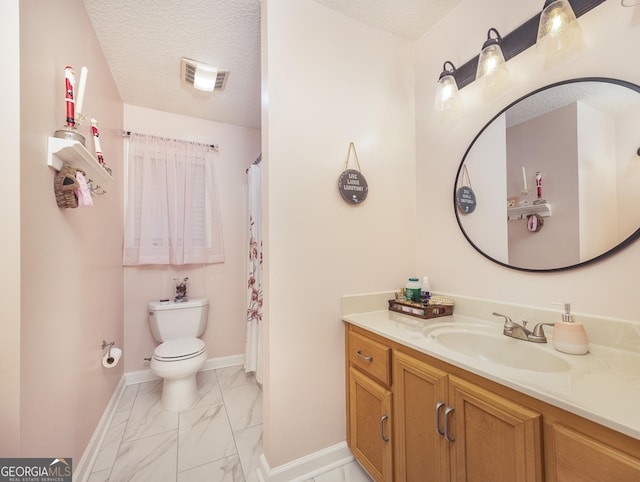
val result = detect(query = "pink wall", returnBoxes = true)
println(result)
[0,0,21,458]
[262,0,416,468]
[122,105,261,372]
[507,104,580,268]
[416,0,640,319]
[19,0,123,461]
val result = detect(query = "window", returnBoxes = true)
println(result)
[123,134,224,265]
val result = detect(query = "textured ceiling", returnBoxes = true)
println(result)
[506,81,640,128]
[83,0,459,130]
[83,0,262,129]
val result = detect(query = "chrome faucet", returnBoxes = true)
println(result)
[492,312,553,343]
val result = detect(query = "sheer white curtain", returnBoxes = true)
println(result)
[244,162,263,384]
[123,134,225,266]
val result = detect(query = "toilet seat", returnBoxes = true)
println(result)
[153,338,206,362]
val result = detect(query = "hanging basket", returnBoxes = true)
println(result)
[54,164,84,209]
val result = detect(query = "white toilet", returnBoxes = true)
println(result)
[148,298,209,411]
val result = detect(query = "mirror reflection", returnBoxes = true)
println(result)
[455,78,640,271]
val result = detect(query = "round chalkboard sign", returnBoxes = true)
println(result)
[338,169,368,204]
[456,186,476,214]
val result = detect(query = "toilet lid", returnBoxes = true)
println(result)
[154,338,206,361]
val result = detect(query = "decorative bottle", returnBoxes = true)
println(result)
[405,278,421,303]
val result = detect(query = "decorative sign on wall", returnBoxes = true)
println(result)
[456,165,476,214]
[338,142,368,205]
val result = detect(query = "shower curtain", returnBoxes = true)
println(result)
[244,163,263,384]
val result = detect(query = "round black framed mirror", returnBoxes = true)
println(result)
[454,77,640,272]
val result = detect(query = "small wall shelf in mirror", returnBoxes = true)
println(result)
[507,203,551,221]
[47,136,112,185]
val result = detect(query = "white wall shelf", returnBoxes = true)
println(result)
[507,203,552,221]
[47,136,113,185]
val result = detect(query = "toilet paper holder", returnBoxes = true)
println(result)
[101,340,115,362]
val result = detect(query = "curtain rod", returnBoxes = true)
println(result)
[121,130,219,151]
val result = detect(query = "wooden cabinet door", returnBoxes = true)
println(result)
[448,376,543,482]
[393,351,449,482]
[546,423,640,482]
[348,366,393,482]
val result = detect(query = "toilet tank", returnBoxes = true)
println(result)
[148,298,209,342]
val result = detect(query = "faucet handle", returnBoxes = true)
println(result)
[532,322,553,336]
[493,311,515,336]
[492,312,514,328]
[530,322,554,343]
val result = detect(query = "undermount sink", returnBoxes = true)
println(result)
[426,326,572,373]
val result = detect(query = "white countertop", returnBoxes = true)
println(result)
[343,310,640,441]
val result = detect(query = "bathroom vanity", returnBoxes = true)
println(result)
[343,297,640,482]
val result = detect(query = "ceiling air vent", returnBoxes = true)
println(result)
[181,58,228,92]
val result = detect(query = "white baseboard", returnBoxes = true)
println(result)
[77,354,245,480]
[256,442,355,482]
[124,353,245,385]
[202,353,246,371]
[73,376,126,482]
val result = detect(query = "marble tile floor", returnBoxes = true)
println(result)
[87,365,372,482]
[303,462,372,482]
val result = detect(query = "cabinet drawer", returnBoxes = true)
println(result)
[349,330,391,385]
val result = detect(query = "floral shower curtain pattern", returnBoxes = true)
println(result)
[244,162,263,384]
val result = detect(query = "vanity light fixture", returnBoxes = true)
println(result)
[536,0,583,55]
[433,0,606,111]
[476,28,509,86]
[434,61,461,111]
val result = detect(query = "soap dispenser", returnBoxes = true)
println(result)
[552,303,589,355]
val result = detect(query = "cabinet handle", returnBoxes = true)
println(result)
[435,401,445,436]
[380,414,390,442]
[444,406,455,442]
[356,350,373,362]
